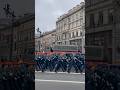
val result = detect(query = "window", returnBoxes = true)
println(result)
[72,32,75,38]
[62,34,67,39]
[0,33,1,40]
[59,36,61,40]
[14,42,16,51]
[65,34,67,39]
[69,17,71,22]
[64,41,66,45]
[98,11,103,26]
[89,13,95,28]
[6,35,9,43]
[70,23,72,29]
[74,22,77,27]
[72,15,75,21]
[80,18,83,23]
[78,39,82,45]
[73,22,75,28]
[78,20,80,26]
[108,9,113,24]
[76,13,78,20]
[76,20,78,26]
[80,32,82,36]
[69,33,71,38]
[72,22,74,28]
[62,34,65,40]
[76,31,78,37]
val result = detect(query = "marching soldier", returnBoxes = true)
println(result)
[67,57,78,73]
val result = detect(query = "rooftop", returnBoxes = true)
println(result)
[57,2,85,22]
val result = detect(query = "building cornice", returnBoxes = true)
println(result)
[0,13,34,31]
[56,2,85,23]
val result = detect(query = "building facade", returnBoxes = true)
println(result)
[85,0,120,64]
[35,30,56,52]
[55,2,85,53]
[15,14,35,61]
[0,14,35,61]
[0,21,12,61]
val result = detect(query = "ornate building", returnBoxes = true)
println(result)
[15,14,35,61]
[35,29,56,52]
[55,2,85,53]
[85,0,120,64]
[0,14,35,61]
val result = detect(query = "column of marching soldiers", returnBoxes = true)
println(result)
[0,64,34,90]
[35,53,85,73]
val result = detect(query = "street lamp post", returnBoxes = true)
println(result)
[3,4,16,61]
[36,28,42,52]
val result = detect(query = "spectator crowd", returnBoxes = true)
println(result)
[0,64,34,90]
[86,64,120,90]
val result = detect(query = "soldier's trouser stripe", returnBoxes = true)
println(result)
[35,79,85,84]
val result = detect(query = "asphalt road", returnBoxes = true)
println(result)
[35,71,85,90]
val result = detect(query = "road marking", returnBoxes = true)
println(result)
[35,71,85,75]
[35,79,85,84]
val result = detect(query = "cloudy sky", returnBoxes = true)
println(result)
[35,0,84,33]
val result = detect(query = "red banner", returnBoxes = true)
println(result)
[35,51,80,55]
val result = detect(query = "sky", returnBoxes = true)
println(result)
[35,0,84,33]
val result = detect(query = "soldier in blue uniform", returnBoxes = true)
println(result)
[50,54,59,71]
[75,53,85,73]
[67,56,78,73]
[62,57,68,72]
[41,56,51,72]
[54,56,64,72]
[34,57,40,71]
[47,56,54,72]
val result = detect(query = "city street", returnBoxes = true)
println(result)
[35,71,85,90]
